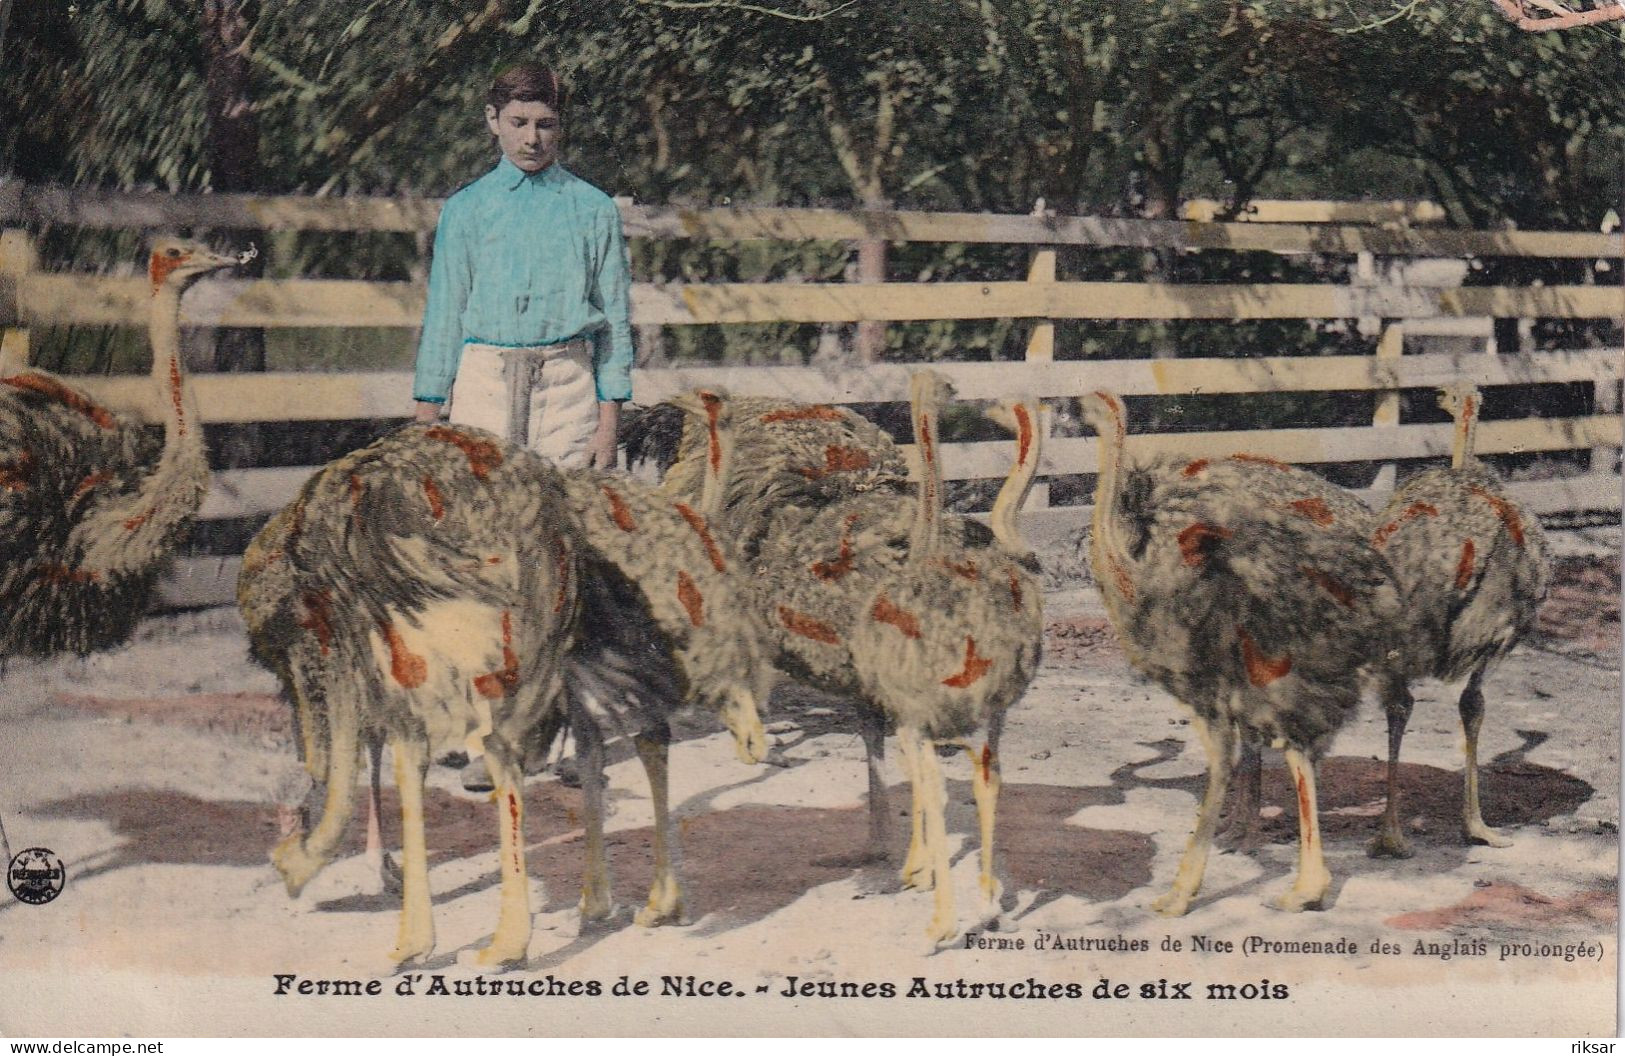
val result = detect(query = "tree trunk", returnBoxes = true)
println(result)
[854,200,888,364]
[202,0,265,471]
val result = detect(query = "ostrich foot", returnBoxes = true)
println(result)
[634,875,685,928]
[388,935,435,967]
[1367,829,1414,859]
[1464,821,1513,848]
[472,939,528,968]
[1149,888,1194,918]
[1270,878,1330,913]
[270,833,327,897]
[925,912,959,947]
[579,883,613,923]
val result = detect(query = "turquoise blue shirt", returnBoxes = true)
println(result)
[413,159,634,403]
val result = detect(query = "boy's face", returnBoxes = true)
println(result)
[485,99,561,173]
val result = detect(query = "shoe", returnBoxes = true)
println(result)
[461,756,494,793]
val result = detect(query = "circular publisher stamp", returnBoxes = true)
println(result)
[7,847,66,905]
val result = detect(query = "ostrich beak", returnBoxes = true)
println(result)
[185,245,251,276]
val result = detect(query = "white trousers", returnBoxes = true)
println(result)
[448,341,598,469]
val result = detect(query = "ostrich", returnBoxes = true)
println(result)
[0,238,245,659]
[250,422,579,966]
[650,394,910,558]
[1367,383,1551,857]
[746,372,1045,940]
[0,239,241,882]
[1081,389,1401,915]
[845,374,1046,941]
[549,387,774,927]
[1185,455,1378,847]
[657,384,1041,854]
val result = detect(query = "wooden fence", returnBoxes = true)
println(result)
[0,183,1620,608]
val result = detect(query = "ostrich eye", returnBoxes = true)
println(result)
[165,248,181,258]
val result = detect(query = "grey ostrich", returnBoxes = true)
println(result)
[0,239,242,876]
[1367,383,1551,857]
[1081,389,1401,915]
[658,383,1042,867]
[1185,455,1378,847]
[551,387,774,927]
[746,372,1045,940]
[0,238,244,658]
[653,394,911,557]
[246,422,579,967]
[846,374,1046,940]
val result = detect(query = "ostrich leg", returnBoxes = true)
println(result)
[0,812,11,879]
[964,711,1005,914]
[634,722,685,927]
[476,749,532,966]
[1458,668,1512,848]
[898,734,931,890]
[900,729,956,943]
[389,736,435,965]
[1218,739,1263,852]
[1276,747,1332,911]
[1151,711,1236,917]
[574,705,613,922]
[272,691,360,896]
[363,732,402,894]
[859,705,892,864]
[1370,671,1416,859]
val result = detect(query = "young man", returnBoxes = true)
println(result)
[413,64,632,791]
[413,63,632,471]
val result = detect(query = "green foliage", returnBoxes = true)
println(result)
[3,0,1620,374]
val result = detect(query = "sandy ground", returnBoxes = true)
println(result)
[0,531,1617,1037]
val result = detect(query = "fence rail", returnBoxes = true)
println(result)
[4,182,1622,256]
[1,184,1620,610]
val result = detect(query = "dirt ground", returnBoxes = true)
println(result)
[0,528,1618,1037]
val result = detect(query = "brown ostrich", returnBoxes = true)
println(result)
[846,374,1046,941]
[1081,389,1401,915]
[1367,383,1551,857]
[246,422,579,967]
[550,387,774,927]
[0,239,242,882]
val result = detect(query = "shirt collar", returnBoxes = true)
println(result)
[497,156,566,191]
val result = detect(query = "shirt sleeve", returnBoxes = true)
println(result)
[413,198,472,403]
[589,199,635,402]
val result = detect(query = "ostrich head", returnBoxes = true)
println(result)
[1078,389,1127,438]
[1438,382,1481,469]
[147,237,251,293]
[1437,382,1480,422]
[908,368,956,418]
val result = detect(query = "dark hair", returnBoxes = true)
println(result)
[487,63,564,112]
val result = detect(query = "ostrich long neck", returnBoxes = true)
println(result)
[70,279,210,578]
[989,402,1040,556]
[907,389,945,562]
[696,393,732,519]
[1089,395,1133,573]
[1450,392,1479,471]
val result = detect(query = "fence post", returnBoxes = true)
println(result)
[1023,200,1054,511]
[0,228,37,375]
